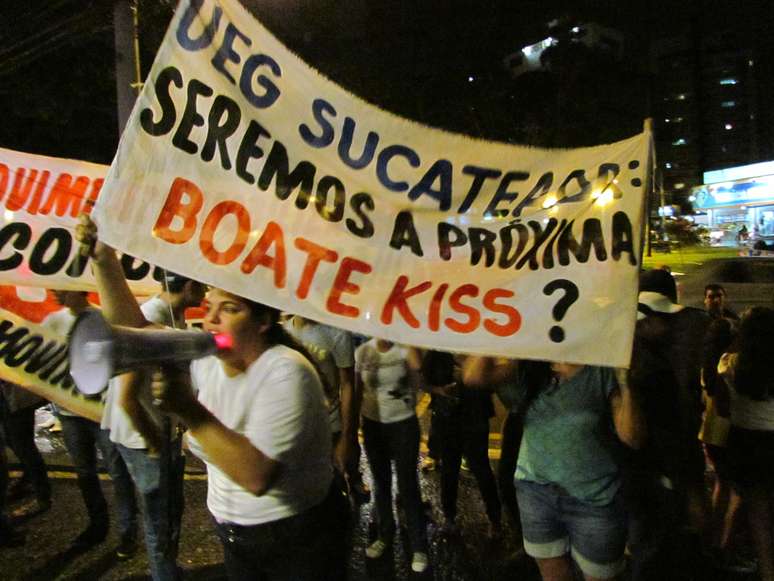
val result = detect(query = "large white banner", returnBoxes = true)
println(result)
[96,0,651,367]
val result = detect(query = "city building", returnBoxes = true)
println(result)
[651,26,771,212]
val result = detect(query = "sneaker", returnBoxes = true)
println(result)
[717,553,758,574]
[365,538,389,559]
[411,551,429,573]
[10,497,51,520]
[420,457,437,472]
[72,524,108,550]
[115,533,138,560]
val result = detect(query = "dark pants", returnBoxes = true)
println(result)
[438,418,501,526]
[0,423,9,532]
[626,471,704,581]
[498,412,522,528]
[362,416,427,552]
[214,484,348,581]
[2,404,50,502]
[59,415,138,538]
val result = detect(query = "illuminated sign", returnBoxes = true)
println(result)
[693,176,774,209]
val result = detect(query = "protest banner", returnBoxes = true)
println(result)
[0,146,169,294]
[95,0,651,367]
[0,286,101,421]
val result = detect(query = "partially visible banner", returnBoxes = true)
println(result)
[96,0,650,367]
[0,147,167,294]
[0,287,101,422]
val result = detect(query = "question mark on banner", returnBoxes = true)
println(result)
[543,279,579,343]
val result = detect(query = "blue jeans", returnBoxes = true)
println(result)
[516,479,627,579]
[362,416,427,552]
[118,438,185,581]
[59,416,137,538]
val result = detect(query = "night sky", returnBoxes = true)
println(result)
[1,0,771,164]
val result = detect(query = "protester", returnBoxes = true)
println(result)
[464,357,645,581]
[626,268,710,580]
[0,381,51,519]
[0,419,24,548]
[700,315,754,572]
[98,272,204,580]
[356,339,429,574]
[704,284,738,321]
[42,289,140,555]
[718,307,774,581]
[421,350,502,539]
[489,359,550,539]
[80,217,345,580]
[286,315,369,502]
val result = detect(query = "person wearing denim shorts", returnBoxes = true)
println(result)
[465,360,645,581]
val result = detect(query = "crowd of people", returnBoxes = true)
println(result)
[1,216,773,581]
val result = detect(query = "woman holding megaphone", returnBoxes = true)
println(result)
[76,216,346,580]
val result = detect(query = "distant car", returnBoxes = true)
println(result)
[678,257,774,313]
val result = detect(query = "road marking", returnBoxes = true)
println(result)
[9,469,208,481]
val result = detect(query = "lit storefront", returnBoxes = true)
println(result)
[692,160,774,245]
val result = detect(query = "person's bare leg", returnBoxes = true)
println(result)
[719,486,742,550]
[536,555,574,581]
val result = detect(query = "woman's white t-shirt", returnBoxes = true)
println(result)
[356,340,416,424]
[718,352,774,431]
[188,345,333,525]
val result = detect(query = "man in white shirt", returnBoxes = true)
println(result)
[100,273,205,581]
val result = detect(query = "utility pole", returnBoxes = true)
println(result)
[114,0,142,136]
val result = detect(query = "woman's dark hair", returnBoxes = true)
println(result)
[244,299,333,393]
[702,317,735,397]
[521,360,554,394]
[421,350,455,386]
[734,306,774,401]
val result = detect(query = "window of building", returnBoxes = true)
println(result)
[721,100,736,108]
[672,138,687,146]
[719,78,738,85]
[674,183,686,189]
[665,162,672,169]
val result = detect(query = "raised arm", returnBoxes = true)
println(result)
[463,356,519,388]
[610,368,647,449]
[76,214,146,327]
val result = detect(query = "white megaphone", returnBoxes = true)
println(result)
[69,309,230,395]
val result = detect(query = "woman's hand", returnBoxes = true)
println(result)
[75,213,114,264]
[431,381,458,397]
[151,365,197,417]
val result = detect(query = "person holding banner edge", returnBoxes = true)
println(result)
[463,357,645,581]
[77,215,347,580]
